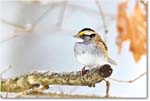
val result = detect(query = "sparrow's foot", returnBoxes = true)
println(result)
[80,66,86,77]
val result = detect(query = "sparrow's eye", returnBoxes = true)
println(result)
[90,34,96,38]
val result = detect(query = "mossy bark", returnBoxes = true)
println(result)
[1,64,112,92]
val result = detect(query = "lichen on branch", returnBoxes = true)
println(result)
[1,64,112,93]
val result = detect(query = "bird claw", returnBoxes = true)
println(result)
[80,66,86,77]
[80,66,90,77]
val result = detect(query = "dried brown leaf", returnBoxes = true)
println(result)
[116,1,146,62]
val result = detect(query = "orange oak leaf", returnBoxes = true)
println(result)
[116,1,146,62]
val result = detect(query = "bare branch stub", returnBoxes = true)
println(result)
[1,64,112,93]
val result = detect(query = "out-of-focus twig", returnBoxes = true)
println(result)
[14,84,48,98]
[0,33,18,44]
[32,4,55,27]
[139,0,147,6]
[56,1,67,28]
[0,18,34,32]
[0,66,12,75]
[0,4,53,44]
[95,0,108,35]
[0,18,32,44]
[109,72,146,83]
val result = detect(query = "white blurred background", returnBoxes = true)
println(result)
[0,0,147,98]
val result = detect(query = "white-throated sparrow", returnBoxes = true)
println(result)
[74,28,117,75]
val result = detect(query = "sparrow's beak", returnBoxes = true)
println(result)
[73,35,84,42]
[73,35,79,38]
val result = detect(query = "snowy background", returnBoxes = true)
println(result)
[0,0,147,98]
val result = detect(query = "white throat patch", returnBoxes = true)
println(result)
[77,38,84,42]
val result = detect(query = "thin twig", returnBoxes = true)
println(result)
[56,1,67,28]
[0,65,12,75]
[0,4,53,44]
[0,34,18,44]
[0,18,31,44]
[32,4,54,27]
[14,84,47,98]
[109,72,146,83]
[0,18,26,30]
[5,92,8,98]
[95,0,108,35]
[103,79,110,97]
[138,0,147,6]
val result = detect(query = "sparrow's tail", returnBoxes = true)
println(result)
[108,57,117,65]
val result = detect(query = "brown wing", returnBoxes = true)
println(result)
[92,34,108,57]
[96,41,108,57]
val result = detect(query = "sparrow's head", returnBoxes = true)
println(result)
[73,28,97,42]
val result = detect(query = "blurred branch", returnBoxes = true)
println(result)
[0,4,53,29]
[109,72,146,83]
[1,64,112,98]
[32,4,55,27]
[0,18,32,44]
[0,18,34,32]
[0,66,12,75]
[95,0,108,34]
[0,18,26,30]
[56,1,67,28]
[0,4,53,44]
[0,29,27,44]
[139,0,147,6]
[67,2,116,20]
[0,33,18,44]
[0,1,116,44]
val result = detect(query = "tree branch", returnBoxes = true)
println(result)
[1,64,112,93]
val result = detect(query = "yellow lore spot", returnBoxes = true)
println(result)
[78,32,84,36]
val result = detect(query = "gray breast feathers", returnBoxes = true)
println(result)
[74,42,102,56]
